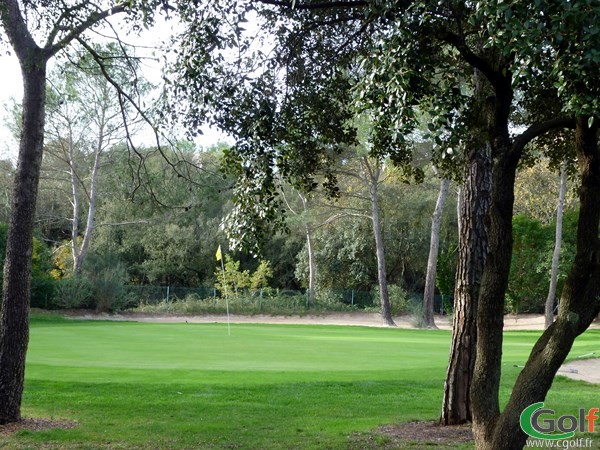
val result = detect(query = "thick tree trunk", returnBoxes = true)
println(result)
[475,119,600,449]
[470,145,517,446]
[440,68,492,425]
[0,60,47,424]
[469,67,516,446]
[440,143,492,425]
[544,159,567,329]
[423,176,450,328]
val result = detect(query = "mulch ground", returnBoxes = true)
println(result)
[0,417,78,436]
[380,420,473,443]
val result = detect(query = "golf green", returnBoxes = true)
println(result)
[0,316,597,449]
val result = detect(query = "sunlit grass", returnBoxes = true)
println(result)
[0,313,597,449]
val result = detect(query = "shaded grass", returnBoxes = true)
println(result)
[0,314,598,448]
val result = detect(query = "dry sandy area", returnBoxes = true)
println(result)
[73,311,599,331]
[69,311,600,384]
[557,358,600,384]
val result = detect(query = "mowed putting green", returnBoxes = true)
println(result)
[1,314,599,449]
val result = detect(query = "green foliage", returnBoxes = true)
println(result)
[85,252,131,312]
[0,160,12,224]
[30,237,57,307]
[136,291,311,316]
[507,216,549,313]
[91,145,231,286]
[53,276,95,309]
[436,244,457,297]
[480,0,600,118]
[214,256,251,297]
[0,223,56,307]
[507,212,577,313]
[372,284,410,316]
[53,252,132,312]
[214,256,274,298]
[250,259,273,292]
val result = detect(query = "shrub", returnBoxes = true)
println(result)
[372,284,409,316]
[84,252,132,312]
[53,276,95,309]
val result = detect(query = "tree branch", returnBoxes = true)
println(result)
[46,4,128,56]
[512,117,576,156]
[95,220,151,227]
[44,2,90,49]
[258,0,368,10]
[0,0,39,59]
[439,30,498,85]
[312,211,372,230]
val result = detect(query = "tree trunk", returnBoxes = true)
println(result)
[440,68,493,425]
[364,159,395,327]
[371,197,395,326]
[305,224,315,306]
[423,176,450,328]
[470,145,517,446]
[440,143,492,425]
[299,193,315,306]
[456,187,463,237]
[544,159,567,329]
[0,58,47,424]
[74,145,103,273]
[70,138,82,272]
[474,118,600,449]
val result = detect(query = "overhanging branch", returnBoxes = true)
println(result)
[46,4,127,57]
[439,30,498,86]
[512,117,576,156]
[258,0,368,10]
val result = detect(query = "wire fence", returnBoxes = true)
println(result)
[124,285,453,315]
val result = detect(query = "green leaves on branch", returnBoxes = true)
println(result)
[214,256,273,297]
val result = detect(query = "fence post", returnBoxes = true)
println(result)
[166,286,170,304]
[260,288,263,311]
[351,289,354,306]
[213,287,216,304]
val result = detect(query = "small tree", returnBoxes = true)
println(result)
[250,260,273,294]
[214,256,251,297]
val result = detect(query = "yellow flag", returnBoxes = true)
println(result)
[216,245,222,262]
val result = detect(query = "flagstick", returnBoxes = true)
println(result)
[220,256,230,336]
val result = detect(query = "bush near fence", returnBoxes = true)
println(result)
[36,280,454,316]
[129,285,453,316]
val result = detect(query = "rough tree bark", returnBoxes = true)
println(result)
[0,55,47,425]
[544,158,567,329]
[474,119,599,449]
[422,174,450,328]
[440,69,492,425]
[440,143,491,424]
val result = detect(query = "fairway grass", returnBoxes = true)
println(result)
[1,315,599,449]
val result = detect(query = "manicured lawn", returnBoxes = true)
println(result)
[1,314,598,449]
